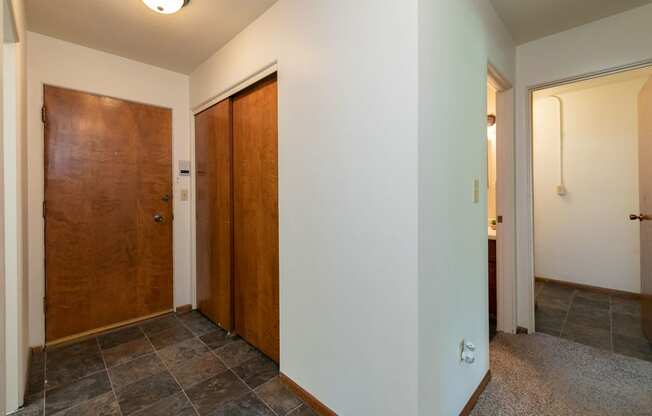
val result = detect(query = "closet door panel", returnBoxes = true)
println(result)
[233,76,279,362]
[195,99,233,330]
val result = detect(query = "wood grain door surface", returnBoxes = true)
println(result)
[233,76,279,362]
[44,85,173,343]
[639,78,652,342]
[195,99,234,331]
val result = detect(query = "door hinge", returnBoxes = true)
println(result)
[41,106,47,124]
[497,215,503,224]
[43,201,47,219]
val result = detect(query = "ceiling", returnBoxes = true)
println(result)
[26,0,278,74]
[490,0,652,44]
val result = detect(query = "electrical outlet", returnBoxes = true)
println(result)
[460,339,476,364]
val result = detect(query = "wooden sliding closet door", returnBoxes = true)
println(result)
[44,86,173,343]
[233,76,279,362]
[195,100,234,330]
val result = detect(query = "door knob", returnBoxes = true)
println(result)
[154,213,165,223]
[629,214,650,221]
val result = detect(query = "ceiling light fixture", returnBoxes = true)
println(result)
[142,0,189,14]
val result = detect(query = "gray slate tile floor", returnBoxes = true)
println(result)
[13,312,317,416]
[535,280,652,362]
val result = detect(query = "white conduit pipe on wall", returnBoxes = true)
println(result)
[549,95,567,196]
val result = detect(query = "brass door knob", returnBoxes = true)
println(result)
[154,213,165,223]
[629,214,650,221]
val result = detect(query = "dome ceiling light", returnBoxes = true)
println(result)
[142,0,190,14]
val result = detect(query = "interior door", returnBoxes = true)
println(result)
[639,78,652,342]
[44,85,173,343]
[233,75,279,362]
[195,99,234,330]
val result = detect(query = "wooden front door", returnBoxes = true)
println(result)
[195,99,234,331]
[233,76,279,362]
[44,85,173,343]
[639,78,652,342]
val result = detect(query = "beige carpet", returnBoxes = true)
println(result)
[472,333,652,416]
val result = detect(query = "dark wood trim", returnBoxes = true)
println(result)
[536,277,641,299]
[46,310,173,348]
[459,370,491,416]
[279,373,337,416]
[175,304,193,314]
[30,345,44,354]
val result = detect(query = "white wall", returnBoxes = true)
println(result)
[27,32,192,346]
[516,3,652,330]
[191,1,419,414]
[418,0,514,414]
[534,79,644,293]
[4,0,27,411]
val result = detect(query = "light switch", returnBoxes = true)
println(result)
[473,179,480,203]
[179,160,191,176]
[180,189,189,201]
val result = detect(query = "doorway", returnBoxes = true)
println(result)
[194,74,279,363]
[486,66,514,338]
[43,86,174,344]
[487,81,498,340]
[531,66,652,361]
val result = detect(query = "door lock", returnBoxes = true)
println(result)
[154,213,165,223]
[629,214,650,222]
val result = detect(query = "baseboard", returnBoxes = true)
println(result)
[459,370,491,416]
[175,304,193,314]
[30,345,44,354]
[279,373,337,416]
[46,309,172,347]
[535,277,640,299]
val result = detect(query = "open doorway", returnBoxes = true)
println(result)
[531,65,652,361]
[487,82,498,340]
[487,66,514,340]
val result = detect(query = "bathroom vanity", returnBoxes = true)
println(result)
[488,228,497,319]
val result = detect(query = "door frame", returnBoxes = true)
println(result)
[189,61,277,311]
[42,84,176,345]
[488,63,518,334]
[521,58,652,332]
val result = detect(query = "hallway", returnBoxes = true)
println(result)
[473,333,652,415]
[15,312,313,416]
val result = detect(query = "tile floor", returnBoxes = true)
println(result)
[535,280,652,362]
[15,312,316,416]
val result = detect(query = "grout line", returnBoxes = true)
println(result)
[202,335,282,416]
[609,295,614,353]
[558,290,576,337]
[140,326,202,416]
[285,402,305,415]
[42,348,47,415]
[96,337,124,416]
[228,359,281,416]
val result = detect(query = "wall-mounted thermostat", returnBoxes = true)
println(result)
[179,160,191,176]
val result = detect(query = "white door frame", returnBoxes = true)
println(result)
[519,58,652,332]
[489,63,517,334]
[2,0,20,412]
